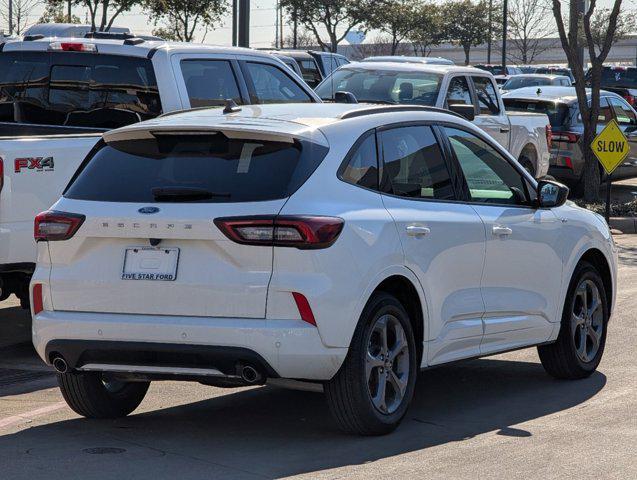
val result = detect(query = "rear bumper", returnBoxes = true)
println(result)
[33,310,347,381]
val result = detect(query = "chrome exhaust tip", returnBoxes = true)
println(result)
[241,365,260,384]
[52,356,68,374]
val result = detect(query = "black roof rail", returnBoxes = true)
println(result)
[123,37,145,46]
[339,105,465,120]
[23,34,44,41]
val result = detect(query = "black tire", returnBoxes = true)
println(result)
[538,261,608,379]
[519,156,536,177]
[325,292,417,435]
[57,371,150,418]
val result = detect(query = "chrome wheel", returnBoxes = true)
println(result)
[571,279,604,363]
[366,314,410,414]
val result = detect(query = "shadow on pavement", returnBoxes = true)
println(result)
[0,357,606,479]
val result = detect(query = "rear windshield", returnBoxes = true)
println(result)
[592,68,637,88]
[316,68,442,105]
[475,65,505,75]
[0,51,161,129]
[502,77,552,91]
[503,98,571,126]
[64,134,328,203]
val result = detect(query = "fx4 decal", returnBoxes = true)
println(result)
[14,157,55,173]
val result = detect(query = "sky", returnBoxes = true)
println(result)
[0,0,626,48]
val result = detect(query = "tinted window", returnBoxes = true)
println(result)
[339,132,378,190]
[472,76,500,114]
[181,59,242,107]
[597,67,637,88]
[0,51,161,128]
[446,76,472,107]
[445,127,528,205]
[65,135,328,203]
[380,126,454,200]
[503,98,571,127]
[316,68,442,106]
[608,97,637,125]
[502,76,552,91]
[297,59,323,87]
[244,62,312,104]
[598,97,612,125]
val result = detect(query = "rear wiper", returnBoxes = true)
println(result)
[151,186,231,201]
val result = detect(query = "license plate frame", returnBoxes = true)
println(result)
[122,246,180,281]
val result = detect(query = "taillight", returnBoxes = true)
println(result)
[214,216,344,249]
[32,284,44,315]
[34,211,85,242]
[552,131,580,143]
[545,124,552,150]
[48,42,98,52]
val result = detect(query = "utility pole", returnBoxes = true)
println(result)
[501,0,508,68]
[238,0,250,48]
[279,3,283,49]
[293,7,298,49]
[275,0,279,48]
[232,0,238,46]
[487,0,492,63]
[8,0,13,36]
[67,0,72,22]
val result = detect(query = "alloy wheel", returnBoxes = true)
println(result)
[570,279,604,363]
[366,314,410,414]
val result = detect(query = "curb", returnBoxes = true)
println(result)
[609,217,637,234]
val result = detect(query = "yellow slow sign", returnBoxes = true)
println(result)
[591,119,629,175]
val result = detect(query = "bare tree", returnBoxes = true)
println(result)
[350,34,410,59]
[44,0,139,31]
[589,7,636,53]
[39,2,81,23]
[1,0,42,35]
[551,0,623,201]
[507,0,556,64]
[281,30,316,49]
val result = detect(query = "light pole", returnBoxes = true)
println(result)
[487,0,492,63]
[238,0,250,47]
[501,0,508,68]
[8,0,13,36]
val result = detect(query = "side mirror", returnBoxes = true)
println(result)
[334,91,358,104]
[538,179,569,208]
[448,103,475,121]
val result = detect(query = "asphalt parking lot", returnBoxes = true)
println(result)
[0,236,635,480]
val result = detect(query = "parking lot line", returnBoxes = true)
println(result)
[0,402,66,430]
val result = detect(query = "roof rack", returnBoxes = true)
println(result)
[84,31,134,40]
[339,105,464,120]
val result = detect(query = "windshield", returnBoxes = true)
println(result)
[475,65,505,75]
[503,98,571,127]
[315,68,442,105]
[594,68,637,88]
[502,77,552,91]
[65,135,328,203]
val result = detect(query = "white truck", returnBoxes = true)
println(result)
[0,33,321,306]
[315,62,552,177]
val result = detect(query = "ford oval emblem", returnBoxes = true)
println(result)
[138,207,160,214]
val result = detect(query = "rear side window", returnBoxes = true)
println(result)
[446,76,472,107]
[65,135,328,203]
[297,59,323,87]
[180,59,242,107]
[243,62,313,104]
[472,76,500,114]
[380,125,454,200]
[339,132,378,190]
[0,51,161,129]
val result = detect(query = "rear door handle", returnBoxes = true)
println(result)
[406,225,431,237]
[492,225,512,236]
[500,126,511,133]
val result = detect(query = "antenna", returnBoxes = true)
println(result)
[223,99,242,114]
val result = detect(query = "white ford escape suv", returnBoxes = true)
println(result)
[30,103,617,435]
